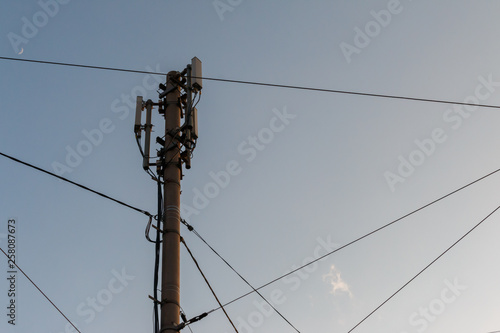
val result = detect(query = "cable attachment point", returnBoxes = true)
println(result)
[180,311,188,323]
[171,312,209,331]
[148,295,161,304]
[180,218,194,232]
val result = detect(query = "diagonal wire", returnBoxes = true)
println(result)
[0,152,152,217]
[0,247,81,333]
[180,237,239,333]
[207,166,500,312]
[180,306,195,333]
[181,219,301,332]
[5,142,497,318]
[3,56,500,110]
[4,149,500,327]
[4,54,500,331]
[347,202,500,332]
[4,147,500,312]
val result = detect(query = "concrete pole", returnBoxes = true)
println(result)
[161,71,182,333]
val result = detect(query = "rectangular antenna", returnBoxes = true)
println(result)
[142,101,153,170]
[191,57,202,91]
[190,107,198,140]
[135,96,143,137]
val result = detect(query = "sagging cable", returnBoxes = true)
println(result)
[181,237,239,333]
[180,218,301,332]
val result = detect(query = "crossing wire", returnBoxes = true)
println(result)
[2,56,500,110]
[181,219,301,332]
[4,152,500,330]
[0,150,299,331]
[4,150,500,318]
[181,237,239,333]
[4,57,500,331]
[347,202,500,332]
[206,166,500,312]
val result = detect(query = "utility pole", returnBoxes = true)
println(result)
[135,58,202,333]
[161,71,182,332]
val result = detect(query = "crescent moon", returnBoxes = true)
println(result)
[18,47,24,55]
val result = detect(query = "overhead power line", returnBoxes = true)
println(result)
[348,202,500,332]
[2,56,500,110]
[181,238,239,333]
[181,219,301,332]
[0,152,152,217]
[0,247,81,333]
[5,149,500,329]
[209,166,500,312]
[0,56,156,75]
[4,149,500,319]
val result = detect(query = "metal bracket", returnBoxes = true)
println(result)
[159,326,182,333]
[162,228,181,236]
[151,224,164,234]
[161,298,181,308]
[148,295,162,304]
[164,178,181,187]
[148,296,181,309]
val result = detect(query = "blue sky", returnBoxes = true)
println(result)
[1,1,500,332]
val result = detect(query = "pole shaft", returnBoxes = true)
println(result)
[161,71,182,333]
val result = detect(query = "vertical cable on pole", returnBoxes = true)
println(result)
[153,180,163,333]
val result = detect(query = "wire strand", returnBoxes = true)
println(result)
[180,238,239,333]
[347,202,500,332]
[0,247,81,333]
[4,55,500,331]
[3,56,500,110]
[3,149,500,313]
[181,219,301,332]
[0,152,152,217]
[0,56,159,75]
[180,306,195,333]
[208,166,500,311]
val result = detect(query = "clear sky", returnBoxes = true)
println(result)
[1,1,500,332]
